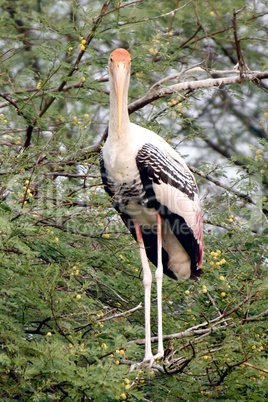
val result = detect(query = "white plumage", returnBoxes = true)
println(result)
[100,48,204,363]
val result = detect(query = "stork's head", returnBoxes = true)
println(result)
[109,48,131,138]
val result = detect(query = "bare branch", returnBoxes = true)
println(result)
[0,93,29,123]
[129,294,255,346]
[242,308,268,322]
[94,68,268,152]
[232,7,248,74]
[244,362,268,375]
[128,70,268,115]
[98,303,142,322]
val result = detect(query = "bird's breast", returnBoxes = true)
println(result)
[105,167,157,226]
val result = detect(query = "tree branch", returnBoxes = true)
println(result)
[94,67,268,151]
[98,303,142,322]
[128,70,268,114]
[129,293,255,346]
[23,0,111,149]
[189,164,256,205]
[232,7,248,74]
[243,362,268,375]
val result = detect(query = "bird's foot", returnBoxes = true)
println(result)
[142,351,164,367]
[129,353,164,372]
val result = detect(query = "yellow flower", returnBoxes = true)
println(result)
[209,11,215,16]
[80,44,85,51]
[221,292,226,297]
[120,393,126,400]
[103,233,110,238]
[219,275,225,281]
[149,47,157,55]
[73,116,78,122]
[202,285,207,294]
[97,312,104,318]
[37,81,42,90]
[125,384,131,390]
[46,332,52,336]
[81,39,87,45]
[185,290,190,295]
[260,169,265,174]
[76,294,82,300]
[54,237,59,243]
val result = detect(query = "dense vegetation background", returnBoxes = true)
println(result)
[0,0,267,400]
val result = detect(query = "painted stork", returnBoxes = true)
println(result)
[100,48,204,364]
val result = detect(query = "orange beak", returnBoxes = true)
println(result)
[111,62,129,138]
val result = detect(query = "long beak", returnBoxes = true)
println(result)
[113,64,127,138]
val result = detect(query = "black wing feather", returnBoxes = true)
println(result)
[136,143,202,279]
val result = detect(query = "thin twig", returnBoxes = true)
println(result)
[242,308,268,322]
[119,0,193,26]
[189,164,256,205]
[244,362,268,374]
[232,7,248,74]
[98,303,142,322]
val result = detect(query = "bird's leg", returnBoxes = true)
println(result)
[134,221,153,362]
[155,213,164,359]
